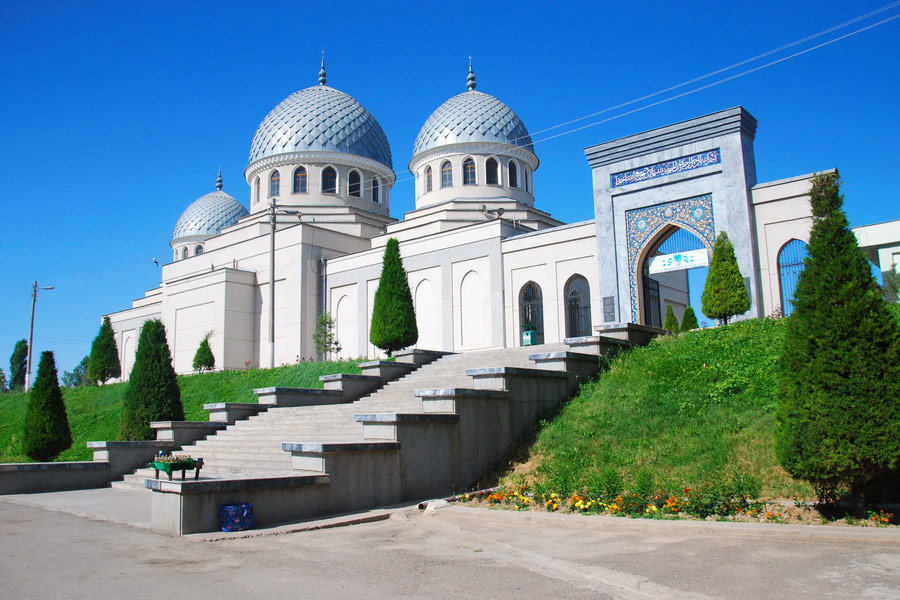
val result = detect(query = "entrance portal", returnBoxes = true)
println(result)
[637,226,710,328]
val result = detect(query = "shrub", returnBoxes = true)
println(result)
[680,306,699,331]
[120,320,183,440]
[313,313,341,357]
[9,339,27,390]
[369,238,417,357]
[702,231,750,325]
[663,305,680,333]
[587,467,624,501]
[0,368,7,393]
[192,332,215,373]
[22,351,72,461]
[88,316,121,384]
[775,173,900,513]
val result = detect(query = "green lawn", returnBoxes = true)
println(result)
[0,360,361,463]
[509,318,816,499]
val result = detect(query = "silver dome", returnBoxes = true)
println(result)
[413,90,534,157]
[248,85,392,169]
[172,190,249,241]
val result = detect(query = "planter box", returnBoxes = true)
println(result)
[521,330,537,346]
[151,459,203,481]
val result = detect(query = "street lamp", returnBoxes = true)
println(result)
[267,198,302,368]
[25,281,54,392]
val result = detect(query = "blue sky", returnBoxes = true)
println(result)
[1,0,898,378]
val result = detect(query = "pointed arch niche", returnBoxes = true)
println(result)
[414,278,440,350]
[625,195,715,325]
[459,270,485,348]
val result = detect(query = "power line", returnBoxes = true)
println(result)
[387,4,899,186]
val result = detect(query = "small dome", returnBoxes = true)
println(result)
[413,90,534,157]
[248,85,392,169]
[172,190,248,241]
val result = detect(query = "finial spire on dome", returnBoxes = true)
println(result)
[216,168,223,191]
[318,51,327,85]
[467,57,475,91]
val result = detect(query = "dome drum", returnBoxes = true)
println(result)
[248,158,392,216]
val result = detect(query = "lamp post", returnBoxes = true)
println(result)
[267,199,302,368]
[25,281,54,391]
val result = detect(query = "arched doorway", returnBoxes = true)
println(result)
[519,281,544,345]
[564,275,592,337]
[778,239,808,316]
[636,225,710,328]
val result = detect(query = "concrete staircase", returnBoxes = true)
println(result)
[113,338,641,533]
[113,344,568,490]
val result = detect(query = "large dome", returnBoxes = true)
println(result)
[413,90,534,157]
[172,189,248,241]
[248,85,392,169]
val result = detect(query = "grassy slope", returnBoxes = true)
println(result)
[0,361,361,463]
[510,318,816,499]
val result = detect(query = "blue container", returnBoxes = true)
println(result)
[219,502,254,532]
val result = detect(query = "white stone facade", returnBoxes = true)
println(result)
[105,76,899,379]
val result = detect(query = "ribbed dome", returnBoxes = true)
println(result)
[172,190,248,241]
[413,90,534,157]
[248,85,392,169]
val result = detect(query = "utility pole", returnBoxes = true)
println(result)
[267,199,301,368]
[25,282,54,391]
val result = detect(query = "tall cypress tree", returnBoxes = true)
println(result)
[701,231,750,325]
[120,319,183,440]
[23,351,72,461]
[88,316,121,384]
[775,173,900,512]
[369,238,417,357]
[9,339,27,390]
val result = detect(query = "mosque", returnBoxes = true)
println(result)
[105,61,900,379]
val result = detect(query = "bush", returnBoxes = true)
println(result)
[192,332,215,373]
[702,231,751,325]
[120,320,183,440]
[369,238,418,357]
[681,306,699,331]
[9,339,27,391]
[776,173,900,513]
[0,368,7,393]
[88,316,121,384]
[663,305,680,333]
[22,351,72,461]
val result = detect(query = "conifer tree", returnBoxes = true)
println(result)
[88,316,121,384]
[192,332,215,373]
[369,238,417,357]
[120,319,183,440]
[701,231,750,325]
[23,351,72,461]
[775,173,900,512]
[9,339,27,390]
[663,305,680,333]
[313,313,341,357]
[681,306,699,331]
[0,368,7,393]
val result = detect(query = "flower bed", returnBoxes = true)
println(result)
[451,485,897,526]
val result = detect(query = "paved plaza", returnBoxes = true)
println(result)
[1,493,898,599]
